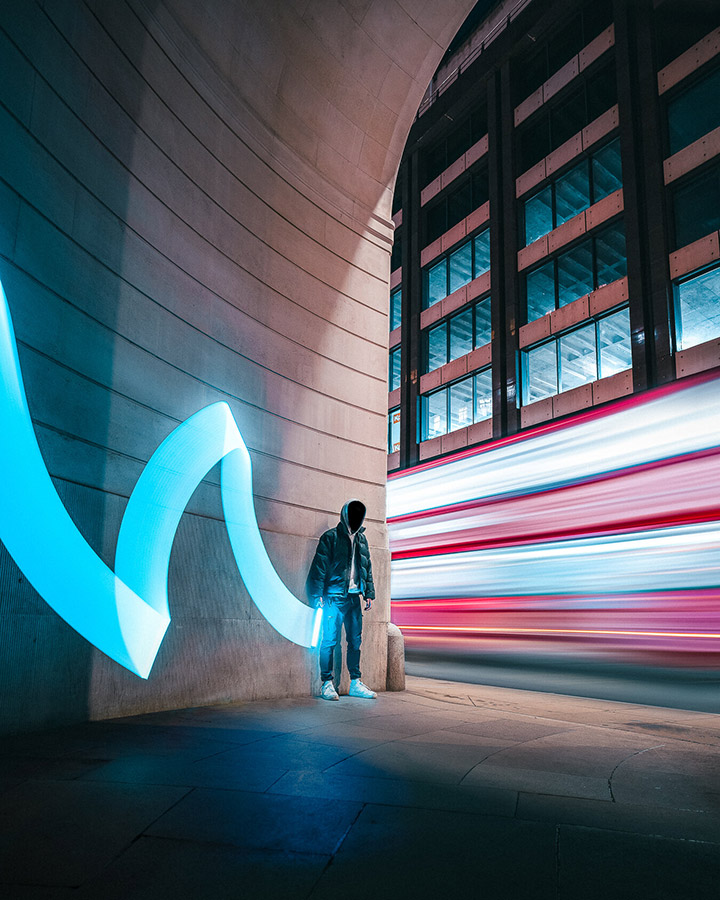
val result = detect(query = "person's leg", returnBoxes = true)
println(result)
[319,603,342,683]
[344,595,363,680]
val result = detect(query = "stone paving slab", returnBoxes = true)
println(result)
[0,780,190,886]
[1,676,719,899]
[307,804,558,900]
[556,825,720,900]
[74,839,329,900]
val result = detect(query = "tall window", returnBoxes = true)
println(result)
[674,265,720,351]
[667,66,720,156]
[391,227,402,273]
[421,370,493,440]
[655,1,720,70]
[517,63,617,173]
[672,164,720,250]
[389,347,401,392]
[424,297,492,373]
[422,104,488,186]
[525,222,627,322]
[424,229,490,308]
[512,1,613,104]
[388,408,401,454]
[390,287,402,331]
[523,139,622,246]
[424,169,489,245]
[522,307,631,405]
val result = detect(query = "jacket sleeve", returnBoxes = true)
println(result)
[363,537,375,600]
[306,531,332,606]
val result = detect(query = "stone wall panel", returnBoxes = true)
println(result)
[0,0,474,732]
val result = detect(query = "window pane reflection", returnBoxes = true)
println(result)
[596,224,627,286]
[449,243,472,293]
[559,323,597,391]
[449,309,473,361]
[474,369,493,421]
[598,308,632,377]
[425,391,447,439]
[475,298,492,346]
[427,323,448,371]
[555,162,590,226]
[558,244,593,307]
[676,266,720,351]
[525,343,558,404]
[592,139,622,201]
[389,347,402,391]
[390,287,402,331]
[527,262,556,321]
[450,379,473,431]
[388,408,400,454]
[525,187,553,245]
[474,229,491,277]
[426,260,447,308]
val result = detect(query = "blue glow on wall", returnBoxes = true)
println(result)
[0,278,322,678]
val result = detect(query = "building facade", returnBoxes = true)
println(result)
[388,0,720,471]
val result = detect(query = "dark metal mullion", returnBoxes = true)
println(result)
[555,334,561,397]
[445,383,450,438]
[592,231,598,293]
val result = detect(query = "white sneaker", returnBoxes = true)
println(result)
[320,680,339,701]
[349,679,376,699]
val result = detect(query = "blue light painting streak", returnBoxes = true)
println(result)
[0,278,321,678]
[391,522,720,599]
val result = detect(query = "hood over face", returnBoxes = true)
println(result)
[341,499,366,535]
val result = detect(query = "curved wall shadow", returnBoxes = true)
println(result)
[0,0,474,732]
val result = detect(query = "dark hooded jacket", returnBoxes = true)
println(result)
[306,500,375,607]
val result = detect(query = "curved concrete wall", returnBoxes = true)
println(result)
[0,0,472,732]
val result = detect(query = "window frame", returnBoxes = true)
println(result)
[512,1,613,105]
[669,160,720,252]
[521,138,622,247]
[389,346,402,392]
[665,63,720,158]
[421,103,488,188]
[423,294,493,373]
[521,305,632,406]
[423,228,491,309]
[420,367,493,442]
[524,221,627,324]
[390,286,402,332]
[388,407,401,455]
[423,166,490,246]
[673,262,720,353]
[516,60,618,173]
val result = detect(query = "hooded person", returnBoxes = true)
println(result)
[306,499,377,700]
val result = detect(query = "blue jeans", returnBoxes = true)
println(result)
[319,594,363,682]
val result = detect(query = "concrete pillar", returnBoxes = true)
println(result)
[386,622,406,691]
[0,0,473,732]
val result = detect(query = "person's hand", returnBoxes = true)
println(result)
[317,597,325,608]
[364,597,372,611]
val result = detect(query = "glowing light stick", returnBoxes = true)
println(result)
[0,278,321,678]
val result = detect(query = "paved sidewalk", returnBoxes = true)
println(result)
[1,676,719,899]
